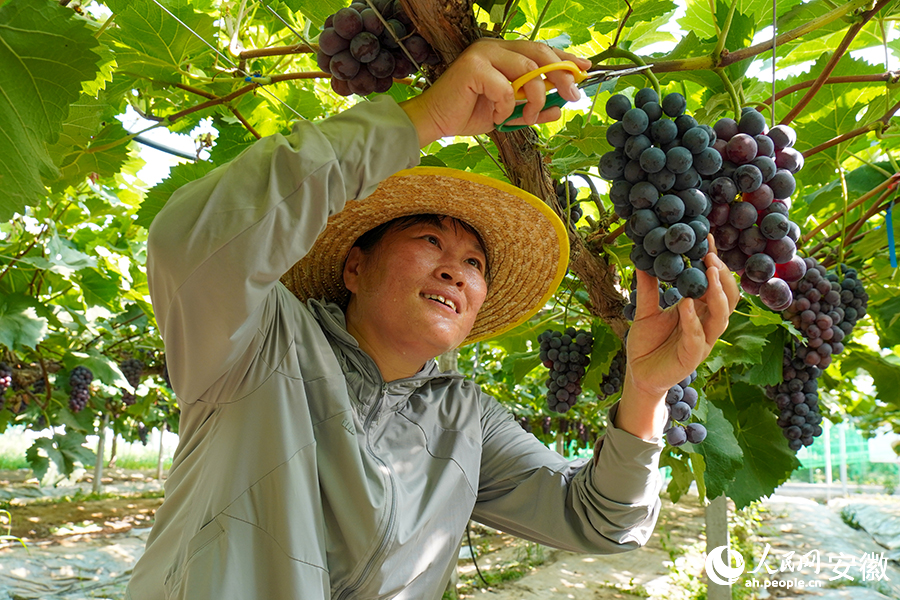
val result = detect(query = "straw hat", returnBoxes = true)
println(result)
[281,166,569,345]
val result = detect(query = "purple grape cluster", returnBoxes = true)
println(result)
[120,358,144,406]
[598,350,625,398]
[766,260,869,451]
[623,272,684,321]
[664,371,707,446]
[68,365,93,413]
[601,89,713,299]
[317,0,438,97]
[556,179,584,225]
[538,327,593,413]
[0,362,12,412]
[137,423,149,446]
[0,362,11,404]
[702,110,804,311]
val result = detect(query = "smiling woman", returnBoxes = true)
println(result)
[125,39,735,600]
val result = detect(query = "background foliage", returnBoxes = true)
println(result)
[0,0,898,505]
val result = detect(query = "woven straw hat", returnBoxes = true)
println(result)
[281,166,569,345]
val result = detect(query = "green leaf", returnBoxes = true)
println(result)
[582,319,622,395]
[841,345,900,411]
[661,451,694,503]
[108,0,216,82]
[25,437,53,481]
[689,451,707,501]
[77,268,122,310]
[871,296,900,348]
[135,160,216,229]
[50,122,133,191]
[705,309,776,373]
[285,0,346,27]
[696,399,743,501]
[503,350,543,384]
[68,350,130,389]
[46,226,98,272]
[0,0,101,219]
[741,327,786,387]
[709,380,800,509]
[0,293,49,350]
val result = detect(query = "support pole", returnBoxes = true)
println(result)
[93,414,109,494]
[156,426,166,480]
[839,422,848,497]
[825,420,833,501]
[706,495,731,600]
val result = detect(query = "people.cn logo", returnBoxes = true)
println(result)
[705,545,746,585]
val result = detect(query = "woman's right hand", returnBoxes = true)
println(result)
[400,39,592,146]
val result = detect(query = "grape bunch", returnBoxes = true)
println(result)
[120,358,144,406]
[137,423,149,446]
[600,88,713,299]
[68,365,93,413]
[538,327,593,413]
[0,362,11,404]
[598,349,626,398]
[663,371,707,446]
[555,179,584,225]
[701,109,804,311]
[766,259,869,450]
[767,345,824,451]
[317,0,437,97]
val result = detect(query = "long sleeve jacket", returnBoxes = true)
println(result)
[125,97,665,600]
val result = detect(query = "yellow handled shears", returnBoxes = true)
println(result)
[498,61,653,132]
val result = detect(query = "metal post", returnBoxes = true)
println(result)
[93,413,109,494]
[839,422,848,497]
[824,420,833,501]
[706,495,731,600]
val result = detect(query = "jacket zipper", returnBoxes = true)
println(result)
[336,383,397,600]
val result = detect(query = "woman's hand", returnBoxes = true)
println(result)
[615,237,741,440]
[400,39,592,146]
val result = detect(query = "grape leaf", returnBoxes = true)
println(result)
[76,268,122,310]
[841,345,900,411]
[705,310,776,373]
[581,319,621,396]
[681,0,803,41]
[661,451,695,502]
[0,293,49,350]
[724,382,800,508]
[502,350,542,384]
[284,0,346,28]
[740,327,786,387]
[0,0,101,219]
[107,0,216,82]
[695,399,743,501]
[135,160,216,229]
[871,296,900,348]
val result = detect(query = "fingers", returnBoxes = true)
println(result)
[633,268,661,321]
[703,235,740,312]
[470,39,586,123]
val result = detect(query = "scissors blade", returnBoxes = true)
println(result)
[578,64,654,88]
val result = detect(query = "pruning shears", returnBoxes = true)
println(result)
[496,61,653,132]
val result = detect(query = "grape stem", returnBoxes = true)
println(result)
[594,47,660,96]
[712,0,740,64]
[239,43,315,59]
[802,95,900,159]
[529,0,556,41]
[761,73,900,106]
[779,0,895,126]
[611,0,634,49]
[715,68,742,121]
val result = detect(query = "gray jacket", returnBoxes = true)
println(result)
[126,97,664,600]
